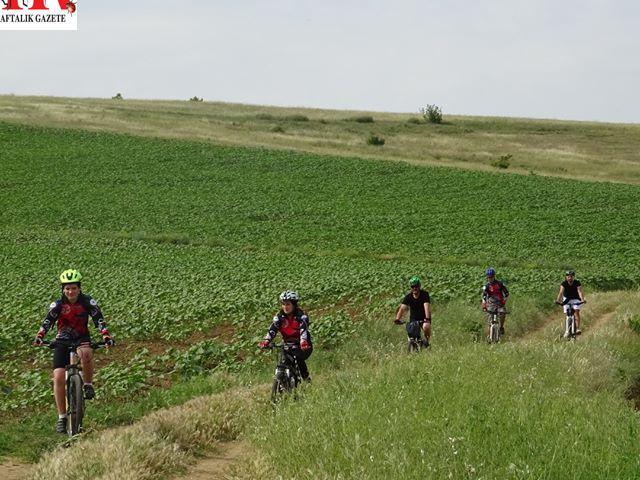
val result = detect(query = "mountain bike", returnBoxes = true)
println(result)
[265,342,302,403]
[395,320,427,353]
[485,300,507,344]
[43,340,106,437]
[556,300,584,340]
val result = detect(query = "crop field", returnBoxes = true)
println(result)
[1,117,640,468]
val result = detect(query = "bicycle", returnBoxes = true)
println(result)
[42,340,106,437]
[395,320,428,353]
[556,300,584,340]
[484,299,508,344]
[264,342,302,403]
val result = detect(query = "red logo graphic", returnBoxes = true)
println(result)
[1,0,74,11]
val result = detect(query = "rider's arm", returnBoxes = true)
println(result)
[395,304,408,322]
[501,282,510,301]
[37,300,62,338]
[577,285,585,302]
[84,295,109,333]
[556,285,565,303]
[299,313,311,343]
[423,302,431,320]
[263,314,282,343]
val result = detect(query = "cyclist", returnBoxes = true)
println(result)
[481,268,509,336]
[394,276,432,347]
[259,290,313,381]
[555,270,586,336]
[33,269,114,433]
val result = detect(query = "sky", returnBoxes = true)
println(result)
[1,0,639,123]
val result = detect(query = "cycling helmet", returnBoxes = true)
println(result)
[565,270,575,276]
[279,290,300,303]
[59,269,82,284]
[485,267,496,277]
[409,276,421,287]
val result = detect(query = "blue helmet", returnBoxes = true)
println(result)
[485,267,496,277]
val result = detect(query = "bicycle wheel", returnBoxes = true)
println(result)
[67,375,84,436]
[488,323,496,343]
[271,378,282,403]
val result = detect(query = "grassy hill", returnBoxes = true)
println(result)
[1,97,640,478]
[2,95,640,184]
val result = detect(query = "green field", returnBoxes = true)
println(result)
[1,100,640,478]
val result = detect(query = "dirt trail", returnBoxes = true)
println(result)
[0,459,30,480]
[581,311,616,339]
[174,440,247,479]
[522,304,617,342]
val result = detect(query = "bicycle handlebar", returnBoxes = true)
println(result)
[40,340,109,350]
[555,300,585,306]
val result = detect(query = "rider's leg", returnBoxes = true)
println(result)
[295,346,313,380]
[77,346,94,383]
[53,368,66,415]
[422,321,431,346]
[499,312,506,334]
[574,309,582,331]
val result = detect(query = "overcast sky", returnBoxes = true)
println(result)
[2,0,639,123]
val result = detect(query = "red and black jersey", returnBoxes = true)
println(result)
[38,293,108,341]
[482,280,509,304]
[263,309,311,345]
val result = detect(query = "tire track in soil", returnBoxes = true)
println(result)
[174,440,247,480]
[0,459,30,480]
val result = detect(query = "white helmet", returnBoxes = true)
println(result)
[279,290,300,303]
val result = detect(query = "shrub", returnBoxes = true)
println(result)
[628,315,640,334]
[112,93,123,100]
[283,114,309,122]
[270,125,285,133]
[348,115,375,123]
[420,104,442,124]
[491,154,512,169]
[189,96,204,102]
[366,134,385,146]
[255,113,274,120]
[406,117,422,124]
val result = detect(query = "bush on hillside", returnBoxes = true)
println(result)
[348,115,375,123]
[112,93,123,100]
[189,96,204,102]
[420,104,442,124]
[491,154,512,169]
[366,134,385,146]
[283,114,309,122]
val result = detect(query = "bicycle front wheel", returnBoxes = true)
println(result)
[67,375,84,436]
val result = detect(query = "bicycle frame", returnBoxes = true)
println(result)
[487,309,501,343]
[45,340,105,436]
[556,300,583,340]
[268,343,302,401]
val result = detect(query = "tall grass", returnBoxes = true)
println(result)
[27,389,255,480]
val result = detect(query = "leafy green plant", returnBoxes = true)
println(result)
[420,104,442,124]
[348,115,374,123]
[366,134,385,146]
[492,154,512,169]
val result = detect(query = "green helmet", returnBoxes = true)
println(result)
[60,269,82,284]
[409,276,421,287]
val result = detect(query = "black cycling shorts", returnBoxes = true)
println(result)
[52,336,91,369]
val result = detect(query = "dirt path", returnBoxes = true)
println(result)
[173,440,247,480]
[581,311,616,339]
[0,459,31,480]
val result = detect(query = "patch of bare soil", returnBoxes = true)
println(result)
[0,459,30,480]
[173,441,247,479]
